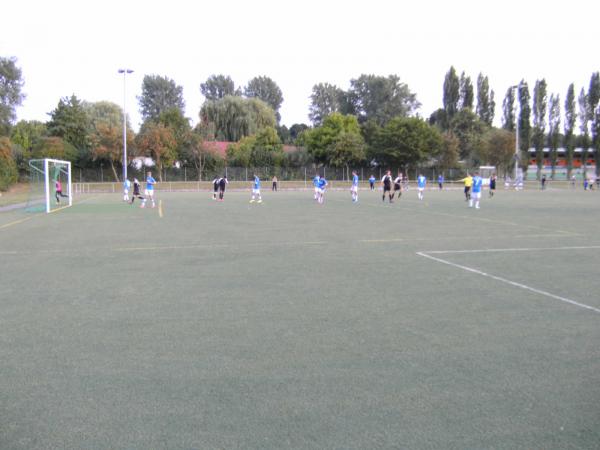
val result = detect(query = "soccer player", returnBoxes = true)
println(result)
[470,172,483,209]
[541,174,547,190]
[368,175,376,190]
[250,174,262,203]
[381,170,393,202]
[460,173,473,201]
[123,178,131,201]
[217,176,228,201]
[142,171,156,208]
[489,173,497,197]
[212,177,220,200]
[437,174,444,190]
[417,174,426,200]
[313,173,321,200]
[55,179,68,203]
[272,175,278,191]
[350,170,359,202]
[393,173,402,200]
[317,176,328,204]
[130,178,145,205]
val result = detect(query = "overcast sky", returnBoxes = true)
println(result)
[2,0,599,130]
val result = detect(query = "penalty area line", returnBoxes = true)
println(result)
[416,251,600,315]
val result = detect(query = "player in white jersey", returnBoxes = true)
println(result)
[313,173,321,200]
[350,171,359,202]
[250,174,262,203]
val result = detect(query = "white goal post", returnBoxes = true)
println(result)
[28,158,72,213]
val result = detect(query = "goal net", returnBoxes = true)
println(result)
[26,159,72,213]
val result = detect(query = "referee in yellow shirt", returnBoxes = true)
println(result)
[459,173,473,201]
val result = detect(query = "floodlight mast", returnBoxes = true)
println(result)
[118,68,134,182]
[511,81,527,183]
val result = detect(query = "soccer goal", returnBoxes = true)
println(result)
[26,159,72,213]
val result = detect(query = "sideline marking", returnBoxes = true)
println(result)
[416,250,600,314]
[0,216,35,230]
[158,200,164,218]
[425,245,600,255]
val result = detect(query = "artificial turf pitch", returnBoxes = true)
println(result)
[1,187,599,449]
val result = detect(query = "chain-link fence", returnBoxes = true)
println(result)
[71,165,471,183]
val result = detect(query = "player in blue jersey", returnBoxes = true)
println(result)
[313,173,321,200]
[417,174,426,200]
[469,172,483,208]
[142,171,156,208]
[437,174,444,190]
[368,175,376,190]
[350,170,359,202]
[123,178,131,201]
[317,176,328,204]
[250,174,263,203]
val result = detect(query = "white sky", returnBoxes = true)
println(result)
[1,0,599,130]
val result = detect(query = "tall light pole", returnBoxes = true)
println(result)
[118,68,134,182]
[511,81,527,183]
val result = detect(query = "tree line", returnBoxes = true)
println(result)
[1,54,599,190]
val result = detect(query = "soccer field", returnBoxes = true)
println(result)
[1,187,599,449]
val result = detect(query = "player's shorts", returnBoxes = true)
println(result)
[472,191,481,199]
[252,188,260,195]
[383,185,391,192]
[418,187,424,192]
[123,189,129,194]
[464,186,471,193]
[314,186,320,193]
[145,189,154,196]
[317,188,325,194]
[213,184,219,192]
[394,184,401,191]
[351,185,358,193]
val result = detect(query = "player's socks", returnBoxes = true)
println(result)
[468,199,473,207]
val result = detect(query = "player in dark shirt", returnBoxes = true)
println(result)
[218,176,228,201]
[381,170,393,203]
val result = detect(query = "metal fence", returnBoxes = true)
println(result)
[71,165,471,183]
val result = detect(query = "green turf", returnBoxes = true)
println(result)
[1,187,599,449]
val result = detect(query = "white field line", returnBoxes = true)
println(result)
[416,251,600,314]
[425,245,600,255]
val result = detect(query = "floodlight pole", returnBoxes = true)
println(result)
[511,82,527,183]
[118,68,134,182]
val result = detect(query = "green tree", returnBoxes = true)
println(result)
[200,74,239,100]
[578,88,590,177]
[563,84,576,178]
[0,137,18,190]
[502,87,516,131]
[135,122,177,182]
[84,101,134,180]
[373,117,442,170]
[249,127,284,167]
[200,96,276,142]
[436,132,459,173]
[308,83,343,126]
[483,128,515,176]
[156,107,192,162]
[476,74,495,126]
[588,72,600,176]
[346,74,419,125]
[47,95,91,159]
[244,76,283,122]
[10,120,47,171]
[304,113,364,166]
[547,94,561,179]
[459,72,474,110]
[31,137,78,161]
[517,82,532,171]
[138,74,185,122]
[181,130,224,180]
[449,109,487,165]
[532,79,548,179]
[0,57,25,136]
[443,66,460,125]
